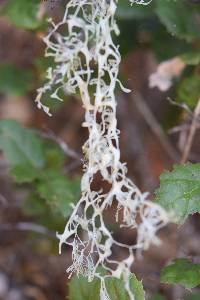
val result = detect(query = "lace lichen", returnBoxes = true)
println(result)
[129,0,152,5]
[36,1,168,299]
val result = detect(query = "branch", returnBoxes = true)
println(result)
[37,130,82,160]
[169,123,200,135]
[167,97,193,115]
[0,222,56,239]
[180,99,200,164]
[130,91,180,162]
[117,94,157,190]
[0,193,8,206]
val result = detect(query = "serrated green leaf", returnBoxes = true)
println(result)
[106,274,145,300]
[0,120,44,168]
[22,192,66,230]
[155,163,200,224]
[1,0,42,30]
[0,64,34,96]
[69,276,100,300]
[161,258,200,289]
[69,274,145,300]
[181,51,200,66]
[44,143,65,170]
[177,75,200,109]
[11,163,40,183]
[37,172,80,218]
[155,0,200,42]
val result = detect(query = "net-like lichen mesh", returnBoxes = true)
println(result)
[36,1,167,299]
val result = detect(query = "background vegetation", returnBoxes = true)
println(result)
[0,0,200,299]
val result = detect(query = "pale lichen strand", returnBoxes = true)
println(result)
[129,0,152,4]
[36,1,167,299]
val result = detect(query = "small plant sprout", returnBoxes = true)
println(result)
[36,0,168,299]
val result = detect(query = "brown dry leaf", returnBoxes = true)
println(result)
[149,57,186,91]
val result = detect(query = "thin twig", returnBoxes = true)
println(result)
[167,97,193,115]
[37,130,82,160]
[169,123,200,135]
[0,222,56,239]
[0,193,8,206]
[180,99,200,164]
[117,94,157,190]
[64,159,83,173]
[130,91,180,162]
[0,158,9,169]
[168,124,190,134]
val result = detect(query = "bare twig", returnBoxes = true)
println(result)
[130,91,180,162]
[168,124,190,134]
[167,97,200,126]
[0,158,9,169]
[117,94,157,191]
[0,222,56,239]
[167,97,193,115]
[37,130,82,160]
[64,159,83,173]
[180,99,200,164]
[0,194,8,206]
[169,123,200,135]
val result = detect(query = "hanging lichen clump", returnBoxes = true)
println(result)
[35,0,168,299]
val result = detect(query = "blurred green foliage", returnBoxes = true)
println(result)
[69,273,145,300]
[0,119,44,169]
[116,1,154,20]
[161,258,200,289]
[181,51,200,66]
[0,1,200,298]
[37,171,80,218]
[0,64,34,96]
[0,0,200,107]
[0,0,43,29]
[177,75,200,109]
[0,120,80,224]
[149,294,166,300]
[155,163,200,224]
[155,0,200,42]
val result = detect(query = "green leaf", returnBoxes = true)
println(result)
[0,64,34,96]
[0,120,44,168]
[155,163,200,224]
[161,258,200,289]
[11,164,41,183]
[155,0,200,42]
[44,143,65,170]
[106,274,145,300]
[1,0,42,30]
[22,192,66,230]
[69,276,100,300]
[35,56,56,83]
[23,192,47,217]
[177,75,200,109]
[181,51,200,66]
[69,274,145,300]
[0,120,69,185]
[149,293,166,300]
[117,0,154,20]
[37,172,80,218]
